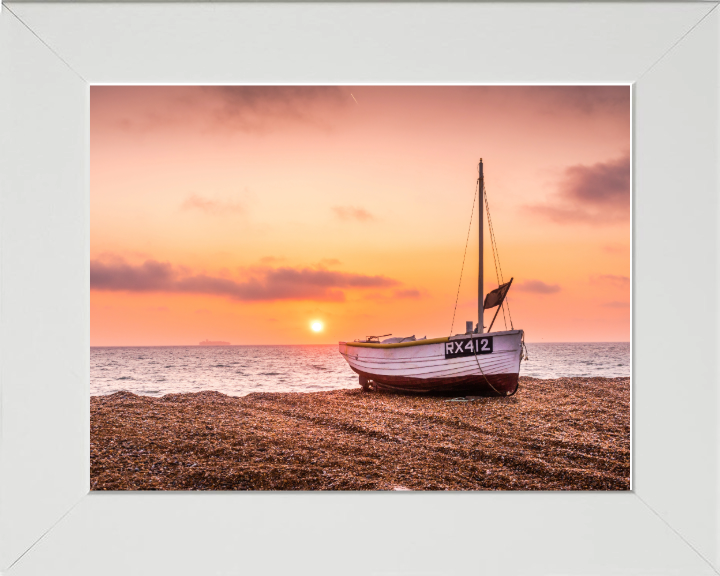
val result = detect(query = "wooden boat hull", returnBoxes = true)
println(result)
[339,330,523,396]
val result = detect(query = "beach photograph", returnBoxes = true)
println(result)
[90,85,630,491]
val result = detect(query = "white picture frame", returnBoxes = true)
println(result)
[1,2,718,574]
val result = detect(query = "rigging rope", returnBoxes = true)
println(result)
[449,180,478,336]
[483,183,514,331]
[449,169,528,392]
[482,183,504,328]
[483,185,503,285]
[480,178,528,362]
[483,184,508,329]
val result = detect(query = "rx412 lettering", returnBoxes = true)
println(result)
[444,336,493,359]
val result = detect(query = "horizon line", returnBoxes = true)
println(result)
[90,341,631,348]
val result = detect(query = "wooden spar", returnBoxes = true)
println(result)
[478,159,484,334]
[487,277,514,333]
[487,305,502,334]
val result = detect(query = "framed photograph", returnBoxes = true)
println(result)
[1,2,718,575]
[88,84,631,494]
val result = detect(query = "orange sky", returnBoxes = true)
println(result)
[91,86,630,345]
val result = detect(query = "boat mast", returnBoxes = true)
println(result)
[478,158,484,334]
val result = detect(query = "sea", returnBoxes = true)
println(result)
[90,342,630,397]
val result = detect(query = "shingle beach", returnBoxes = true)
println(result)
[91,377,630,491]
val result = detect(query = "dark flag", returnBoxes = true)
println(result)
[483,279,513,310]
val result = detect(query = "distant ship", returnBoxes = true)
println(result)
[199,340,231,346]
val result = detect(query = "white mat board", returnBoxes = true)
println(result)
[0,3,718,575]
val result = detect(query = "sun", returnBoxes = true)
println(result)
[310,321,324,333]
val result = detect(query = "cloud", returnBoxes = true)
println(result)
[332,205,375,222]
[263,267,396,289]
[527,86,629,115]
[319,258,342,267]
[394,289,421,299]
[525,154,630,225]
[591,274,630,287]
[91,259,176,291]
[457,86,628,120]
[181,194,245,215]
[205,86,346,132]
[602,301,630,308]
[259,256,285,264]
[362,288,421,301]
[94,249,153,262]
[207,86,344,113]
[92,86,348,135]
[603,244,626,254]
[514,280,561,294]
[90,257,399,302]
[362,292,386,301]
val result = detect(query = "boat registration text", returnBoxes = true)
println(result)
[444,336,494,359]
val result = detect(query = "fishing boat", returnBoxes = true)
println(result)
[338,159,526,396]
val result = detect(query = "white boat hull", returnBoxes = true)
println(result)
[339,330,523,396]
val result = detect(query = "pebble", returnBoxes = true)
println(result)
[90,377,630,491]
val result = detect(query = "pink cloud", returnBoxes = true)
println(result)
[207,86,346,131]
[602,301,630,308]
[259,256,286,264]
[394,289,421,299]
[515,280,561,294]
[319,258,342,267]
[591,274,630,287]
[525,86,629,115]
[332,206,375,222]
[92,86,349,135]
[181,194,245,215]
[525,154,630,225]
[90,257,399,302]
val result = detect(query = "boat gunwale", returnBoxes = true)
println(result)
[341,329,522,349]
[342,336,448,349]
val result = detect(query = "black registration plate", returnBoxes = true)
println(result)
[444,336,493,359]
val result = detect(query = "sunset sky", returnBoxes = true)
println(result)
[91,86,630,346]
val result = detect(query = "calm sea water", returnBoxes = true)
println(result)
[90,342,630,397]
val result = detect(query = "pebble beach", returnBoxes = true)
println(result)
[91,376,630,491]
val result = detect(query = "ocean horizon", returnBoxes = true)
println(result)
[92,341,629,346]
[91,342,630,398]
